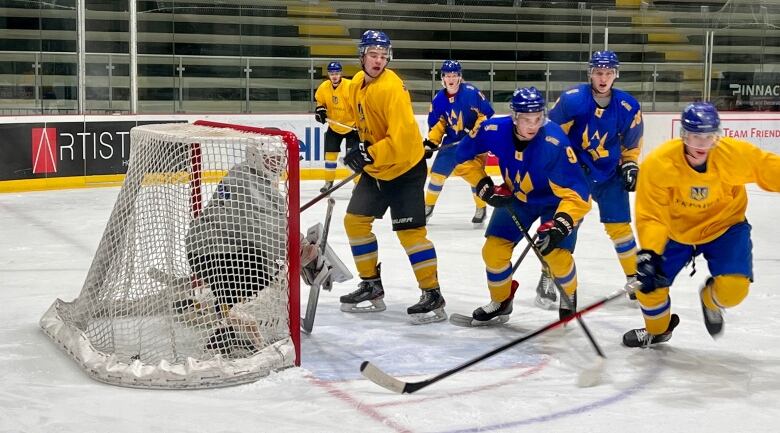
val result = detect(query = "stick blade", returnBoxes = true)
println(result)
[576,356,607,388]
[360,361,408,394]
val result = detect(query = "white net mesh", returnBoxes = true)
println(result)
[40,122,297,389]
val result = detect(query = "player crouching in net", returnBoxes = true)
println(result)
[179,143,348,356]
[453,87,591,326]
[623,102,780,347]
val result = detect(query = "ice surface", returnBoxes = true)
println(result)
[2,180,780,432]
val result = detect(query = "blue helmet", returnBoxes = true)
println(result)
[440,60,462,76]
[510,87,546,113]
[327,61,342,73]
[359,30,392,60]
[681,102,721,133]
[589,50,620,70]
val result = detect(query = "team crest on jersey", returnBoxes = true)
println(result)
[332,95,339,105]
[621,100,633,111]
[485,124,498,131]
[545,136,559,145]
[690,186,708,201]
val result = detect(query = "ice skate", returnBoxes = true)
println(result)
[534,269,557,310]
[425,205,435,223]
[622,314,680,348]
[407,288,447,324]
[700,277,724,337]
[451,281,518,327]
[339,273,385,313]
[319,180,334,194]
[471,206,487,228]
[559,290,577,322]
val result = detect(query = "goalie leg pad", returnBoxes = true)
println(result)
[301,223,353,289]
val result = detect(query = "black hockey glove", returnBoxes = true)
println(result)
[621,161,639,192]
[636,249,669,294]
[314,106,327,124]
[423,139,439,159]
[475,176,514,208]
[534,213,574,255]
[344,141,373,172]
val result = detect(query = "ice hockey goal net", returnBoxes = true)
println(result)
[40,120,300,389]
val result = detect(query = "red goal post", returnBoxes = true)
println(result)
[193,120,301,364]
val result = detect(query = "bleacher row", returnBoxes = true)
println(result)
[0,0,778,114]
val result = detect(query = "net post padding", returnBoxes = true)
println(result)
[40,121,300,389]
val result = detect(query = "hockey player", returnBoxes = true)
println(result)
[424,60,495,227]
[623,102,780,347]
[535,50,643,309]
[183,143,344,354]
[314,61,359,193]
[455,87,591,325]
[339,30,446,324]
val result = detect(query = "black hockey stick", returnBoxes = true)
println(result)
[301,172,360,212]
[361,285,633,394]
[504,206,607,359]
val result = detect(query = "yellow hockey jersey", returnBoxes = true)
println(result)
[348,68,424,180]
[636,136,780,254]
[314,78,355,135]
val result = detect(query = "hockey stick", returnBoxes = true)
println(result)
[504,206,607,387]
[301,172,360,212]
[301,196,336,334]
[325,117,357,131]
[361,285,634,394]
[504,206,606,357]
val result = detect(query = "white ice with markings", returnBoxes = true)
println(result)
[2,179,780,432]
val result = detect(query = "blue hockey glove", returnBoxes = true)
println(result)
[534,213,574,255]
[344,141,373,172]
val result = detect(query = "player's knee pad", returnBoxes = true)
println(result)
[710,274,750,308]
[324,151,339,162]
[454,157,487,187]
[482,236,513,269]
[545,249,577,295]
[344,213,374,239]
[604,222,635,243]
[396,226,432,250]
